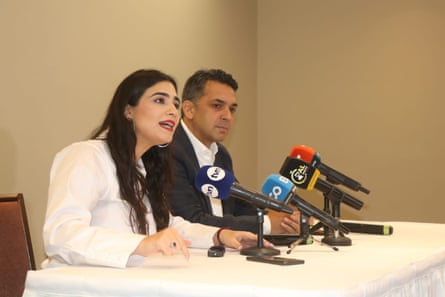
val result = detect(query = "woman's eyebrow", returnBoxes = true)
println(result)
[150,91,169,98]
[150,92,180,102]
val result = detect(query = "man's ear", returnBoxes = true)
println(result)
[181,100,195,119]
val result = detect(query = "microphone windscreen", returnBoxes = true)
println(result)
[261,174,294,203]
[195,165,235,199]
[289,145,315,161]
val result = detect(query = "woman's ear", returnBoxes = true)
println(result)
[124,105,133,120]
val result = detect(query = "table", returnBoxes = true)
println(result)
[22,221,445,297]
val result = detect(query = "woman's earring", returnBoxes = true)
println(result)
[157,143,169,148]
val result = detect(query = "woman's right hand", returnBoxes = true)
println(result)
[133,227,192,259]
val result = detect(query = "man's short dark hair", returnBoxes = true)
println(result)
[182,69,238,103]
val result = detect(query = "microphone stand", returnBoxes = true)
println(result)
[240,207,281,256]
[287,212,339,253]
[308,197,328,235]
[286,212,312,254]
[320,193,352,246]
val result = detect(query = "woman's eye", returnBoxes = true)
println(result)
[154,97,165,104]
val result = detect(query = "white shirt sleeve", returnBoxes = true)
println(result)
[263,215,272,234]
[43,141,146,268]
[170,215,217,248]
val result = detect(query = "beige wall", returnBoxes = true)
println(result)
[258,0,445,222]
[2,0,444,267]
[0,0,257,265]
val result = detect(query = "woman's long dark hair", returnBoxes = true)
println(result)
[91,69,177,234]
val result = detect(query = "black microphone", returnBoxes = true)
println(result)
[279,157,364,210]
[195,166,294,214]
[261,174,349,234]
[341,222,393,235]
[290,145,370,194]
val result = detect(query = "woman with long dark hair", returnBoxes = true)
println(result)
[42,69,267,268]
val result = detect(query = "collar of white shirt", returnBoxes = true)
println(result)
[181,120,222,216]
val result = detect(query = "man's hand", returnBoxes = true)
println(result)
[268,208,301,234]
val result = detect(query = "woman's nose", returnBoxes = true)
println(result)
[168,104,179,117]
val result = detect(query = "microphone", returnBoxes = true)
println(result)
[195,166,294,214]
[279,157,364,210]
[261,174,349,234]
[341,222,393,235]
[289,145,370,194]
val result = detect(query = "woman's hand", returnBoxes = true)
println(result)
[133,227,191,259]
[215,229,274,250]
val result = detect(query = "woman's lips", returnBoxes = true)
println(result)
[159,120,176,132]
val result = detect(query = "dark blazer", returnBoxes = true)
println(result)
[167,124,259,233]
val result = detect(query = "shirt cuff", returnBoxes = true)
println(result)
[263,215,272,234]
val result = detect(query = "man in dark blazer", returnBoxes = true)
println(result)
[167,69,300,234]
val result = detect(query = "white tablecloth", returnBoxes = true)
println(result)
[22,221,445,297]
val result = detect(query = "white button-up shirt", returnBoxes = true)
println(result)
[43,140,217,268]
